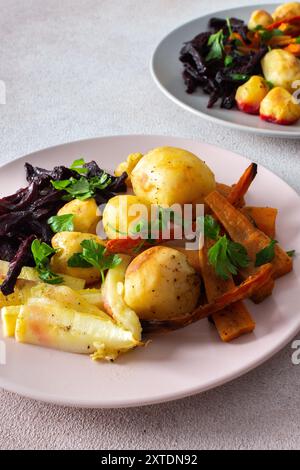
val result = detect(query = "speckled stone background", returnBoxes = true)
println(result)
[0,0,300,450]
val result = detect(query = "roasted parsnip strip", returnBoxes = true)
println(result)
[142,264,272,334]
[199,238,255,342]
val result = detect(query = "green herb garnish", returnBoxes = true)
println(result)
[295,37,300,44]
[255,239,278,267]
[224,55,234,67]
[206,29,225,62]
[230,73,250,81]
[48,214,74,233]
[51,173,111,201]
[287,250,296,257]
[70,158,88,175]
[68,239,122,283]
[31,239,63,285]
[201,216,249,279]
[208,235,250,280]
[199,215,220,240]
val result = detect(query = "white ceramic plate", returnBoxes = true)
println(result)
[0,135,300,408]
[151,3,300,138]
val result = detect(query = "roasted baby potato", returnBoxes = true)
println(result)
[261,49,300,92]
[260,87,300,124]
[51,232,105,283]
[102,194,150,240]
[131,147,216,206]
[236,76,270,114]
[57,198,100,234]
[115,153,143,187]
[248,10,273,30]
[273,2,300,22]
[124,246,201,320]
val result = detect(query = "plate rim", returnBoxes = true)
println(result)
[0,133,300,408]
[150,3,300,138]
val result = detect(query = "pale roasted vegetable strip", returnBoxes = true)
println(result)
[199,238,255,342]
[15,299,139,360]
[102,255,142,341]
[0,260,86,290]
[1,306,21,337]
[0,277,35,308]
[142,264,272,333]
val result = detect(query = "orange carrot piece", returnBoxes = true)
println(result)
[199,238,255,342]
[241,206,278,239]
[205,191,293,281]
[227,163,258,206]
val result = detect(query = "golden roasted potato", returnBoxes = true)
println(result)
[248,10,273,30]
[261,49,300,92]
[260,86,300,124]
[124,246,201,320]
[51,232,105,283]
[115,153,143,187]
[235,76,270,114]
[131,147,216,206]
[273,2,300,22]
[57,198,100,234]
[102,195,150,240]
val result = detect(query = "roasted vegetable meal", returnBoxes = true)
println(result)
[0,147,294,360]
[179,2,300,125]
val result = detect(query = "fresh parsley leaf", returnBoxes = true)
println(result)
[287,250,296,257]
[51,179,71,190]
[227,241,250,268]
[230,73,250,81]
[273,29,284,37]
[198,215,220,240]
[67,253,93,268]
[295,37,300,44]
[31,239,63,285]
[51,173,112,201]
[224,55,233,67]
[266,80,274,89]
[208,235,250,280]
[48,214,74,233]
[67,239,122,283]
[90,173,112,190]
[70,158,88,175]
[206,29,224,61]
[255,239,278,267]
[65,178,92,200]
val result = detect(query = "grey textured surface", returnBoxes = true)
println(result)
[0,0,300,450]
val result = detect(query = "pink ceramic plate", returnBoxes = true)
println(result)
[0,135,299,408]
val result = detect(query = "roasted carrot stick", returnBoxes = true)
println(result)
[205,191,292,302]
[142,264,272,334]
[199,238,255,342]
[266,16,300,31]
[227,163,258,206]
[241,206,278,239]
